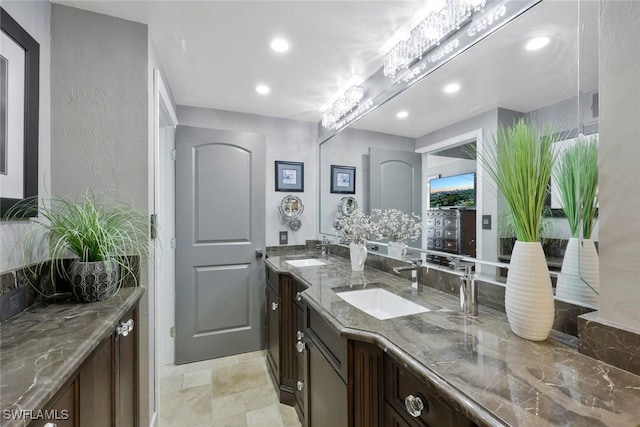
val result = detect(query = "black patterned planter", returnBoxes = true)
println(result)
[69,260,119,303]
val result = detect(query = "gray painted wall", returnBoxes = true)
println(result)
[598,1,640,332]
[319,128,415,235]
[0,0,51,272]
[50,5,152,427]
[51,4,149,208]
[177,106,317,247]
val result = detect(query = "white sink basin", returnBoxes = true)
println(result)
[286,259,327,267]
[336,288,429,320]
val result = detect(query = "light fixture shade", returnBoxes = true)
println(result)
[383,0,486,78]
[321,85,365,129]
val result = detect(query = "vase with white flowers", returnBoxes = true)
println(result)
[334,209,377,271]
[371,209,422,259]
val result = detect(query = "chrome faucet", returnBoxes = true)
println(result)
[317,237,331,256]
[393,259,422,289]
[450,260,477,316]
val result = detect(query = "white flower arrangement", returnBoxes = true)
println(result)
[371,208,422,243]
[333,209,378,245]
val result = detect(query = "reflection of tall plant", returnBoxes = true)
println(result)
[478,118,560,242]
[553,134,598,239]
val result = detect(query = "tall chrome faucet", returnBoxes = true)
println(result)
[317,237,331,256]
[393,259,422,289]
[450,260,477,316]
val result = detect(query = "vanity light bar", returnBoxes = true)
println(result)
[321,85,365,129]
[383,0,486,79]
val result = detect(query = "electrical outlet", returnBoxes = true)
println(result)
[170,326,175,338]
[279,231,288,245]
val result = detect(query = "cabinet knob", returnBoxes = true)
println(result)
[296,330,304,340]
[117,319,135,336]
[296,341,305,353]
[405,394,426,418]
[297,380,304,391]
[271,302,279,311]
[44,424,57,427]
[295,292,302,302]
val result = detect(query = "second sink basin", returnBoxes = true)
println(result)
[286,258,327,267]
[336,288,429,320]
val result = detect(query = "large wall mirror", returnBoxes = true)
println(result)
[319,0,599,307]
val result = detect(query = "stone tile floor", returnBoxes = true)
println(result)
[159,350,301,427]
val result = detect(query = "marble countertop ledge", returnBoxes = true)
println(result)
[266,253,640,427]
[0,287,145,427]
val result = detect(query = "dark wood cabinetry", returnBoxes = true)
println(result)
[29,305,139,427]
[266,266,476,427]
[305,306,351,427]
[265,268,303,406]
[425,209,476,264]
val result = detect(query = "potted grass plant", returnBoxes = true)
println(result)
[478,118,560,341]
[7,191,149,303]
[553,134,599,305]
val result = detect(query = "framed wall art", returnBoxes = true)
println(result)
[275,161,304,192]
[330,165,355,194]
[0,8,39,218]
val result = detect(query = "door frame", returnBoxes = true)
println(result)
[415,128,485,263]
[151,68,178,425]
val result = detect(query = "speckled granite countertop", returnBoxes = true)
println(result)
[266,253,640,427]
[0,287,144,427]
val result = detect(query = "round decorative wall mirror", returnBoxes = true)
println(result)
[278,195,304,231]
[338,196,358,216]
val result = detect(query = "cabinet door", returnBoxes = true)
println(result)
[383,402,411,427]
[116,307,138,427]
[307,339,349,427]
[79,336,114,427]
[29,377,78,427]
[266,284,280,380]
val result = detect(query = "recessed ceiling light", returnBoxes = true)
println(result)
[443,83,461,94]
[525,36,550,51]
[270,38,291,53]
[396,111,409,119]
[256,84,271,95]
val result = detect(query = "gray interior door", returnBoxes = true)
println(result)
[175,125,265,364]
[369,147,422,214]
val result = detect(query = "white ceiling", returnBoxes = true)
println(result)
[352,0,599,138]
[55,0,425,122]
[54,0,597,135]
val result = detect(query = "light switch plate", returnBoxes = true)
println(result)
[482,215,492,230]
[279,231,288,245]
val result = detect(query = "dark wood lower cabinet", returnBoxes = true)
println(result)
[265,268,477,427]
[306,337,350,427]
[29,304,138,427]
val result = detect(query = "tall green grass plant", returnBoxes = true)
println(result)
[479,119,561,242]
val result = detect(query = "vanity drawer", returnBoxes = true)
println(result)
[433,229,444,238]
[266,266,279,288]
[307,307,349,382]
[434,218,445,228]
[384,355,454,427]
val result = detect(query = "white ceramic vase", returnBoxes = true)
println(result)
[505,241,555,341]
[555,238,599,306]
[387,241,406,259]
[349,242,367,272]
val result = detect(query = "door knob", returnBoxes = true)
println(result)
[256,249,264,259]
[297,381,304,391]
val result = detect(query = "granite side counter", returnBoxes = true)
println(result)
[266,254,640,427]
[0,287,145,427]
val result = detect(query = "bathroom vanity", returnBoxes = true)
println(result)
[0,288,144,427]
[265,252,640,427]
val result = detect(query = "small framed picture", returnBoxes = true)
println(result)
[275,161,304,192]
[330,165,356,194]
